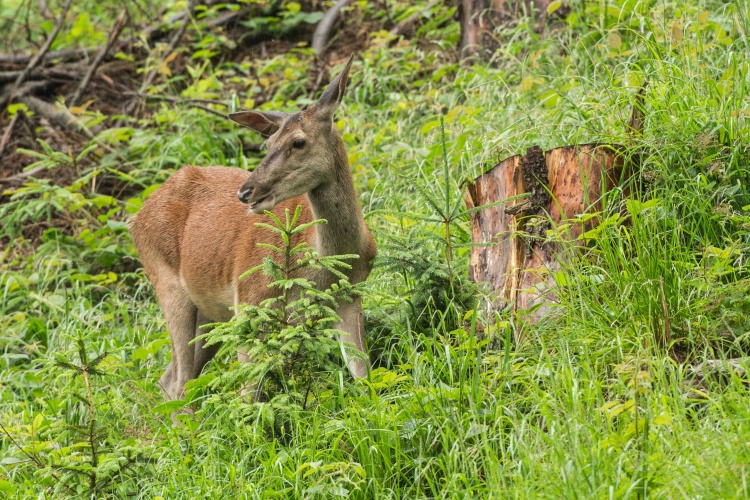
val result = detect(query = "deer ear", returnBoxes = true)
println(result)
[229,111,289,137]
[313,53,355,121]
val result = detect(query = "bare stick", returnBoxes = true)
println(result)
[21,95,94,139]
[69,9,128,107]
[210,4,252,27]
[0,3,251,66]
[119,0,198,122]
[0,47,95,65]
[0,70,41,83]
[137,0,196,94]
[123,91,227,106]
[389,0,441,37]
[126,92,228,119]
[38,0,52,19]
[312,0,354,55]
[0,164,48,184]
[4,0,74,106]
[0,112,20,158]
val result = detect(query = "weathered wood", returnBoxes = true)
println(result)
[21,95,94,138]
[312,0,354,55]
[466,143,628,318]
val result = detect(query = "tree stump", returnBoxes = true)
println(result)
[465,143,629,319]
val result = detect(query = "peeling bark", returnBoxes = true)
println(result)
[466,143,630,319]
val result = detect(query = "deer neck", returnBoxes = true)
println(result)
[307,153,365,259]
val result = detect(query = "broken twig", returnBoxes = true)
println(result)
[69,9,128,107]
[1,0,74,109]
[119,0,198,122]
[0,112,20,158]
[126,92,228,119]
[389,0,441,37]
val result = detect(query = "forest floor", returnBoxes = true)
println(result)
[1,0,750,498]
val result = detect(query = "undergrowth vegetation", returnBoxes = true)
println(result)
[2,0,749,497]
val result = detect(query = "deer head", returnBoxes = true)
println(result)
[229,55,355,214]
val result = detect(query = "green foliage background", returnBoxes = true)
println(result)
[1,0,750,497]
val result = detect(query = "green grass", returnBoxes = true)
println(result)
[2,0,750,497]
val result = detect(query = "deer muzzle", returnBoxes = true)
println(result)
[238,180,276,213]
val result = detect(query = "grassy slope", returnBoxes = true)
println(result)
[2,0,750,498]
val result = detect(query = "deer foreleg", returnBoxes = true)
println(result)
[335,296,370,378]
[153,272,198,400]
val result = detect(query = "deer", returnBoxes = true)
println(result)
[129,55,376,401]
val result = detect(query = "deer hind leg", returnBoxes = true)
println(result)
[192,311,220,379]
[335,296,370,379]
[152,270,198,400]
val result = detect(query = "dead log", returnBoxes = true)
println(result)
[466,143,629,319]
[312,0,354,55]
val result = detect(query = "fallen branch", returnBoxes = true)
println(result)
[1,66,113,85]
[126,92,228,119]
[0,70,46,83]
[0,80,51,108]
[389,0,441,37]
[0,0,256,67]
[20,95,94,139]
[0,163,48,185]
[307,60,327,99]
[0,112,20,158]
[0,5,190,67]
[0,47,97,66]
[38,0,52,19]
[208,4,253,28]
[119,0,198,121]
[0,8,182,66]
[312,0,354,55]
[69,9,128,107]
[1,0,74,109]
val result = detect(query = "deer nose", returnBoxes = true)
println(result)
[238,185,254,203]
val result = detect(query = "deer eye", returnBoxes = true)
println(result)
[292,139,305,149]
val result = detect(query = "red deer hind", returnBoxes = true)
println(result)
[130,55,376,400]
